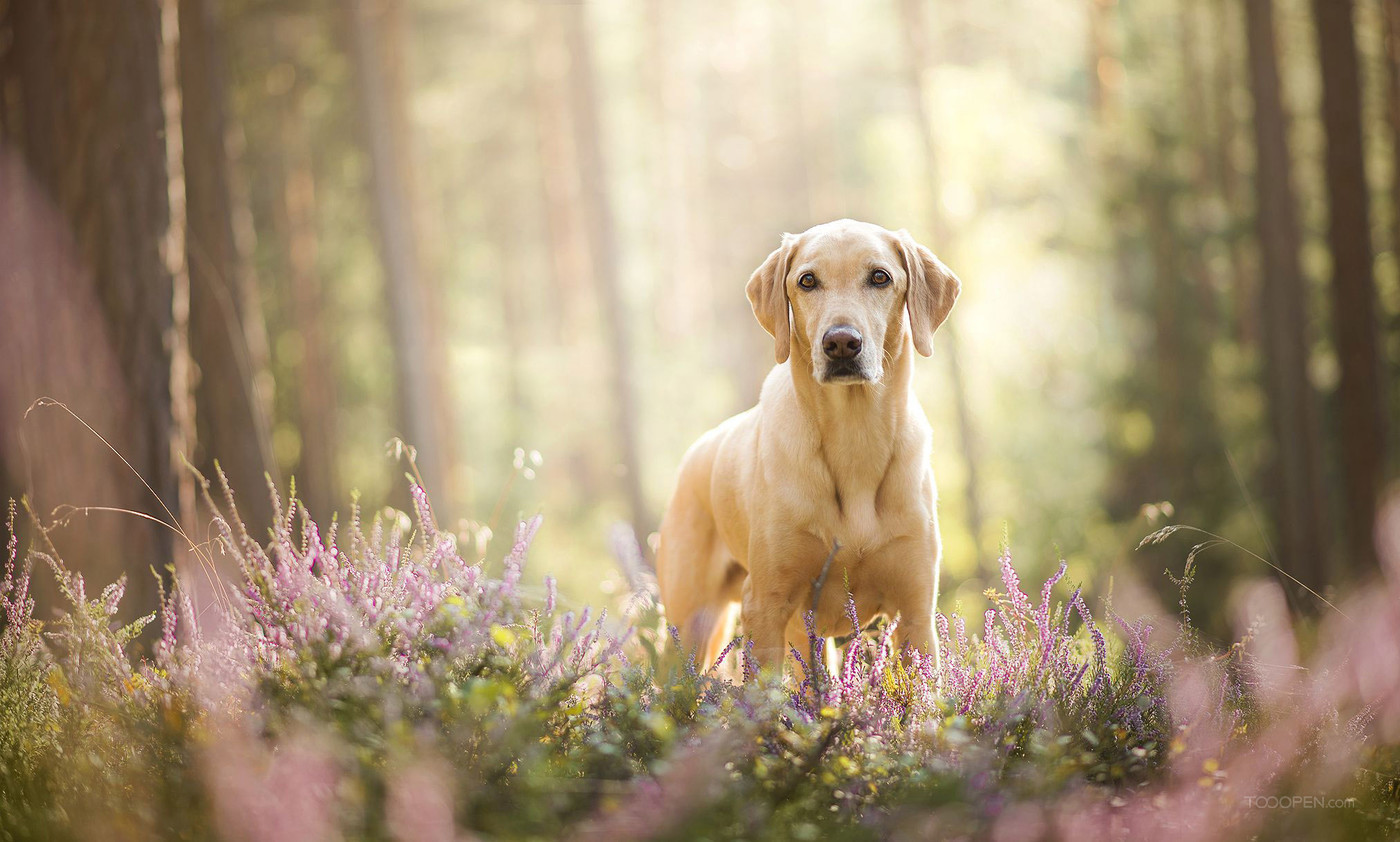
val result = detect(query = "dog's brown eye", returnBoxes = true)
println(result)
[871,269,892,287]
[797,272,818,290]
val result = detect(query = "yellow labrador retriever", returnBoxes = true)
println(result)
[656,219,960,674]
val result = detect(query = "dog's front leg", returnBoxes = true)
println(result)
[895,607,939,673]
[740,558,802,674]
[886,536,942,675]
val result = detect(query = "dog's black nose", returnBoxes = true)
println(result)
[822,326,862,360]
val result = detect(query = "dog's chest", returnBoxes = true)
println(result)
[803,448,910,556]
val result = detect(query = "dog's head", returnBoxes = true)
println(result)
[746,219,961,383]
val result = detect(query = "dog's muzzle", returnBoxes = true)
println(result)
[820,325,870,382]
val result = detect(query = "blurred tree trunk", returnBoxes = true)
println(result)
[792,0,844,222]
[7,0,188,618]
[773,0,812,226]
[557,1,654,543]
[1177,0,1219,335]
[346,0,453,507]
[1145,179,1185,481]
[1379,0,1400,482]
[272,79,340,520]
[1310,0,1385,573]
[0,4,11,159]
[179,0,276,529]
[898,0,987,563]
[529,7,611,517]
[1244,0,1330,589]
[1211,0,1257,348]
[1139,149,1219,505]
[492,202,530,476]
[530,12,589,344]
[0,2,17,510]
[644,0,711,340]
[1087,0,1121,124]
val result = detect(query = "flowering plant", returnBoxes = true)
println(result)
[2,477,1398,841]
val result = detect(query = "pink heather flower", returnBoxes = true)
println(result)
[503,516,543,590]
[999,549,1033,620]
[1072,594,1108,697]
[741,638,759,684]
[1036,561,1067,649]
[709,636,742,674]
[410,483,438,540]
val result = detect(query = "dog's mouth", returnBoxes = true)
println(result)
[820,358,872,384]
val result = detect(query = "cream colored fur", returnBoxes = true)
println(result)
[655,219,961,673]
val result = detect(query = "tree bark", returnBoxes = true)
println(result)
[1087,0,1122,124]
[179,0,277,529]
[1211,0,1257,347]
[557,1,654,543]
[346,0,452,505]
[529,10,591,345]
[1379,0,1400,490]
[644,0,711,340]
[7,0,186,618]
[273,79,340,520]
[1244,0,1331,589]
[1177,0,1220,335]
[897,0,987,564]
[1310,0,1385,574]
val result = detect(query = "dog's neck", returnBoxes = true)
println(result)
[787,331,916,476]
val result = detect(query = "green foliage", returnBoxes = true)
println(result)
[2,484,1397,840]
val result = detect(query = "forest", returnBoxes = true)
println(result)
[1,0,1400,839]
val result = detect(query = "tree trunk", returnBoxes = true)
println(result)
[0,3,13,155]
[273,80,340,520]
[7,0,187,619]
[792,0,844,222]
[346,0,452,506]
[1379,0,1400,486]
[1244,0,1331,589]
[179,0,276,529]
[1,3,18,510]
[1211,0,1257,347]
[897,0,987,564]
[644,0,711,340]
[1144,175,1187,490]
[1310,0,1385,574]
[529,10,591,345]
[557,1,654,543]
[1177,0,1220,335]
[1087,0,1121,124]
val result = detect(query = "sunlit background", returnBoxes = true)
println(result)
[2,0,1397,638]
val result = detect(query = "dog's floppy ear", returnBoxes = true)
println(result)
[746,233,796,363]
[896,229,961,357]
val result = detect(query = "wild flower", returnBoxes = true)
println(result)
[0,476,1397,840]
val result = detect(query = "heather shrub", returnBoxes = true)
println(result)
[1,478,1398,841]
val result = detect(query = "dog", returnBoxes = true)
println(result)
[655,219,961,674]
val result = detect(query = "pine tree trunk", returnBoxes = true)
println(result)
[273,79,340,520]
[1379,0,1400,492]
[179,0,276,529]
[8,0,186,618]
[346,0,452,505]
[897,0,987,564]
[1211,0,1257,347]
[1177,0,1220,335]
[644,0,710,339]
[1087,0,1121,123]
[1244,0,1331,589]
[558,1,654,543]
[1310,0,1385,574]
